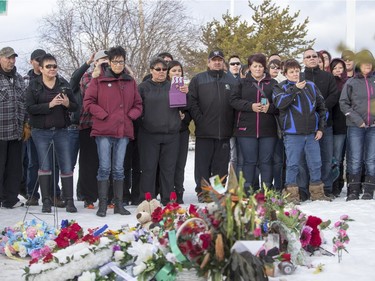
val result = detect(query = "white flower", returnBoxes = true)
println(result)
[18,244,28,258]
[133,262,147,276]
[165,252,178,264]
[127,241,155,264]
[118,232,135,243]
[78,271,96,281]
[45,240,57,250]
[114,250,125,262]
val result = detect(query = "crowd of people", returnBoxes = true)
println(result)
[1,44,375,216]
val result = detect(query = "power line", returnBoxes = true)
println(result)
[0,36,37,44]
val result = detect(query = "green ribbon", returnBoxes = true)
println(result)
[168,230,187,263]
[155,263,177,281]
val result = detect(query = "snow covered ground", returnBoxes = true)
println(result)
[1,151,375,281]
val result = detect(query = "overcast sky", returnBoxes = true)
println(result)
[1,0,374,73]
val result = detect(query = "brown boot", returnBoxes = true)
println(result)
[309,182,331,201]
[282,185,300,204]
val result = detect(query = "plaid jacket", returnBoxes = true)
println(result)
[0,70,26,140]
[79,71,93,129]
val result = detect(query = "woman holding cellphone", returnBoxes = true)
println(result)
[26,54,78,213]
[230,53,278,192]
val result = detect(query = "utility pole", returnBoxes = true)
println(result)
[346,0,356,50]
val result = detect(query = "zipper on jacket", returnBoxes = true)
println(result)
[365,76,371,125]
[217,73,221,139]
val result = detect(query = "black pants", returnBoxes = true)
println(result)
[0,139,23,207]
[77,128,99,202]
[194,138,230,193]
[123,139,141,203]
[138,128,179,203]
[174,129,190,192]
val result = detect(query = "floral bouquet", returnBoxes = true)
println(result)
[0,219,58,260]
[24,220,112,281]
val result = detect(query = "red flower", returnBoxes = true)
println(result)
[29,258,38,265]
[281,253,291,262]
[145,192,152,201]
[189,204,199,217]
[170,192,177,202]
[151,207,163,223]
[255,193,265,204]
[55,236,69,248]
[69,223,82,233]
[199,233,211,249]
[43,253,53,263]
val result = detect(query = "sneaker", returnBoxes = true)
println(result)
[26,197,39,206]
[84,201,95,209]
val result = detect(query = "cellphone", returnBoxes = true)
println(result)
[261,97,268,105]
[299,72,305,82]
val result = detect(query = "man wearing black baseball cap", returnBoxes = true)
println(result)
[189,49,238,201]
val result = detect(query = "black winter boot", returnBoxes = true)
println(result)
[39,174,52,213]
[176,189,184,204]
[61,176,77,213]
[113,180,130,215]
[97,180,109,217]
[361,175,375,200]
[346,174,361,201]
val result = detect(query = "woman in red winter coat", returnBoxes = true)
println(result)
[84,46,142,217]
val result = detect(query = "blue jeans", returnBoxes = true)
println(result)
[333,134,346,166]
[95,136,129,181]
[347,126,375,176]
[31,128,73,175]
[284,134,322,187]
[237,137,277,187]
[68,126,80,171]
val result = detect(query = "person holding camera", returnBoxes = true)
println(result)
[230,53,278,192]
[26,53,78,213]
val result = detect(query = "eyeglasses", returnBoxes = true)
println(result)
[304,55,318,59]
[270,66,280,70]
[153,67,167,72]
[230,62,241,66]
[111,60,125,65]
[44,64,58,69]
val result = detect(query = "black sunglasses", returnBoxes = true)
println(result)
[153,67,167,72]
[230,62,241,66]
[44,64,58,69]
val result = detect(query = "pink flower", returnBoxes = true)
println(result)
[253,228,262,237]
[290,208,298,216]
[300,225,312,247]
[334,221,341,228]
[340,215,349,221]
[26,227,37,239]
[338,229,347,238]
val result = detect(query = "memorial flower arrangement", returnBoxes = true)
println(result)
[0,219,58,260]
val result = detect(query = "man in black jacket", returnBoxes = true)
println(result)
[189,50,237,200]
[297,48,339,200]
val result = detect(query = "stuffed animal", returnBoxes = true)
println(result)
[135,192,162,230]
